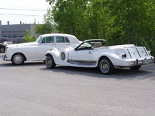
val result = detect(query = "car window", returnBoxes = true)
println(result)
[36,36,43,43]
[41,36,54,43]
[56,36,65,43]
[65,37,70,43]
[46,37,54,43]
[56,36,70,43]
[77,42,92,50]
[42,38,46,43]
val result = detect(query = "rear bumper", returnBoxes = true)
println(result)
[112,56,154,67]
[129,57,154,66]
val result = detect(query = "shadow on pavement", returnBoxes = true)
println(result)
[40,65,154,80]
[0,61,44,67]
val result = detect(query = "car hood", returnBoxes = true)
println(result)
[7,42,38,48]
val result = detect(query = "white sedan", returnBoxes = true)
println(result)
[45,39,154,74]
[2,34,80,65]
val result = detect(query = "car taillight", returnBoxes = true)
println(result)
[122,54,126,58]
[150,51,152,55]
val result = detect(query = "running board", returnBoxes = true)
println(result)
[68,60,97,66]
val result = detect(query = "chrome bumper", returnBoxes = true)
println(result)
[129,57,155,66]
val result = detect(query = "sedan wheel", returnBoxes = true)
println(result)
[99,57,114,74]
[12,54,24,65]
[46,55,56,69]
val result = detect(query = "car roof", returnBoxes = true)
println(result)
[41,33,76,38]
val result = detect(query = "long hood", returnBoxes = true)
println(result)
[7,42,38,48]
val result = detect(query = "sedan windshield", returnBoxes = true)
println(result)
[36,36,43,43]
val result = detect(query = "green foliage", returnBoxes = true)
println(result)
[46,0,155,56]
[34,8,56,36]
[34,22,54,35]
[23,30,35,42]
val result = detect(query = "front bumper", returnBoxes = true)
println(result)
[2,54,10,61]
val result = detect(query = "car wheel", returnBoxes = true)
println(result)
[0,47,5,53]
[46,55,56,69]
[12,53,24,65]
[99,57,114,74]
[130,65,141,70]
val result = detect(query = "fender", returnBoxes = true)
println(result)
[96,52,126,67]
[45,47,60,58]
[6,47,25,61]
[45,47,73,66]
[60,48,70,62]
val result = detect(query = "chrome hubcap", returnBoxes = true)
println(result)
[13,55,23,64]
[100,60,109,73]
[46,57,52,67]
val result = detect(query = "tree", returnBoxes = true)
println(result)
[34,8,56,36]
[46,0,155,56]
[23,30,35,42]
[34,22,54,35]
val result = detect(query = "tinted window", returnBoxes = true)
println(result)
[41,36,54,43]
[56,36,65,43]
[46,37,54,43]
[65,37,70,43]
[42,38,46,43]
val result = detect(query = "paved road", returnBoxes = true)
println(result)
[0,53,155,116]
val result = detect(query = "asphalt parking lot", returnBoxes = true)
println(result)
[0,53,155,116]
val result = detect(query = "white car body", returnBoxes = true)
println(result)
[2,33,80,64]
[45,39,154,74]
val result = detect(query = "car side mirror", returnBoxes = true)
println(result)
[75,48,78,51]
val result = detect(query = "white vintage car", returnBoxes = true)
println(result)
[2,34,80,65]
[45,39,154,74]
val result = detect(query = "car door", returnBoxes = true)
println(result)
[69,49,93,61]
[69,42,93,61]
[37,36,56,60]
[55,36,70,51]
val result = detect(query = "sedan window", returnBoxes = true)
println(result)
[65,37,70,43]
[46,37,54,43]
[56,36,70,43]
[36,36,43,43]
[56,36,65,43]
[41,36,54,43]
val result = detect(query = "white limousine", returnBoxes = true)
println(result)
[45,39,154,74]
[2,34,80,65]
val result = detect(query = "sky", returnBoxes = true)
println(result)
[0,0,51,25]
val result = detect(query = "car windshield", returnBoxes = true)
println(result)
[36,36,43,43]
[76,40,104,50]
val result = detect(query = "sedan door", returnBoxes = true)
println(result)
[55,36,70,51]
[37,36,56,60]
